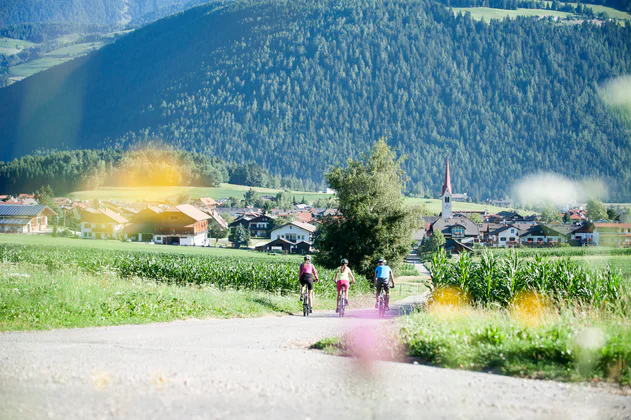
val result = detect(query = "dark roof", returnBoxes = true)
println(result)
[0,218,30,226]
[0,204,56,217]
[431,216,480,237]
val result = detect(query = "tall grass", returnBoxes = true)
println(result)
[429,249,629,311]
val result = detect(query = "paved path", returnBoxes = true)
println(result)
[1,297,630,420]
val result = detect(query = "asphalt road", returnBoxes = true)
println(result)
[1,296,630,420]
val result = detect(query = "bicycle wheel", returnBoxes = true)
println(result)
[339,297,344,318]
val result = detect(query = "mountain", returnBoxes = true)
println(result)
[0,0,630,200]
[0,0,210,27]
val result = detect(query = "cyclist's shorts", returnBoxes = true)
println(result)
[336,280,350,292]
[300,273,314,290]
[376,278,390,293]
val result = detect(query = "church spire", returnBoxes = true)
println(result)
[441,156,452,219]
[442,156,452,196]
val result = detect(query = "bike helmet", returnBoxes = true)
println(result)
[377,258,385,264]
[304,255,311,261]
[341,258,348,265]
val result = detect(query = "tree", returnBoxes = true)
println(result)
[540,205,562,223]
[422,230,445,254]
[469,213,482,224]
[607,207,620,221]
[176,192,191,204]
[229,224,250,248]
[275,190,294,209]
[244,188,258,206]
[586,199,607,221]
[563,212,571,224]
[314,140,421,278]
[209,223,228,245]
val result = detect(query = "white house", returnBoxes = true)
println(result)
[271,221,316,243]
[80,208,129,239]
[489,225,520,248]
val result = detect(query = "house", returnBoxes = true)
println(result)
[271,221,316,243]
[122,206,163,242]
[488,225,522,248]
[206,208,229,230]
[0,204,57,233]
[451,193,469,202]
[53,197,73,207]
[571,222,596,246]
[255,237,296,253]
[519,224,572,246]
[0,195,10,202]
[593,223,631,247]
[80,208,129,239]
[153,204,211,246]
[489,199,513,208]
[229,213,276,238]
[194,197,218,210]
[429,216,480,247]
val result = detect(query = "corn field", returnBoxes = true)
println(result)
[0,244,370,297]
[429,249,629,310]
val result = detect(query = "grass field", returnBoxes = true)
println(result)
[0,234,300,260]
[69,184,334,203]
[452,3,631,21]
[404,197,523,215]
[9,41,104,79]
[0,37,37,55]
[452,7,573,20]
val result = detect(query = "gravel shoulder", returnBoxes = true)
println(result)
[1,296,630,420]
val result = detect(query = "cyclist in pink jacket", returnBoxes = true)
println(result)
[299,255,319,313]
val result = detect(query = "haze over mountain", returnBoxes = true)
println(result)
[0,0,630,200]
[0,0,210,27]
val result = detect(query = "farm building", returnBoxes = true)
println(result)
[153,204,211,246]
[80,208,129,239]
[0,204,56,233]
[122,206,163,242]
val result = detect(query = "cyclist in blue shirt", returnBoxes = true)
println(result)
[374,258,395,311]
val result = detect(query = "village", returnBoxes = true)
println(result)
[1,159,631,252]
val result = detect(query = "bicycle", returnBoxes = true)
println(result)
[302,291,310,317]
[377,285,394,319]
[337,289,346,318]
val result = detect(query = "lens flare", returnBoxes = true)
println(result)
[510,291,547,327]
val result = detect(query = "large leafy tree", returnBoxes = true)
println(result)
[587,199,608,221]
[314,140,422,278]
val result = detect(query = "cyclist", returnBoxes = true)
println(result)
[333,258,355,313]
[374,258,395,311]
[299,255,319,313]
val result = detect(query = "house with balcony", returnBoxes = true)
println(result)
[519,224,572,246]
[593,223,631,247]
[257,221,317,254]
[229,213,276,238]
[80,208,129,239]
[0,204,57,233]
[153,204,211,246]
[488,225,522,248]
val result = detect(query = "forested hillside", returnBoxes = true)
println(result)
[0,0,209,27]
[0,0,630,200]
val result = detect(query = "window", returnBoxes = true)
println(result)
[509,237,515,242]
[445,197,450,203]
[452,226,465,238]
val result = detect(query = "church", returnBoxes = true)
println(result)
[427,157,480,252]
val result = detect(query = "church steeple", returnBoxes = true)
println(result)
[441,157,452,219]
[442,157,452,196]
